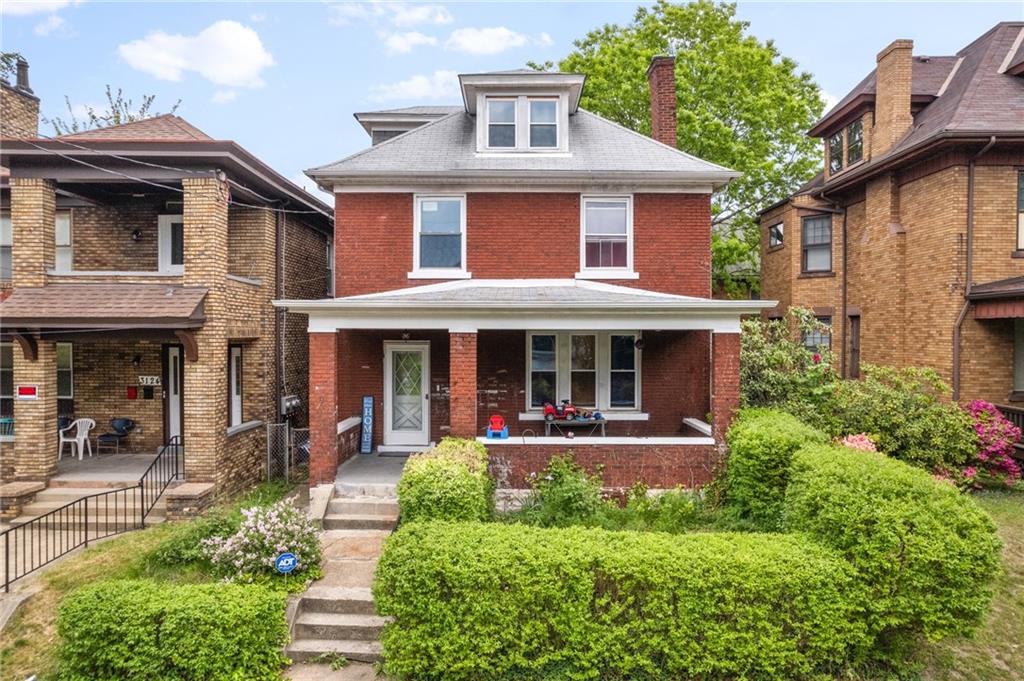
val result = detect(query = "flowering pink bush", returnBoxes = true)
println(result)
[837,433,878,452]
[965,401,1022,487]
[203,501,322,582]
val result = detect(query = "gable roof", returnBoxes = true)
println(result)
[309,109,738,187]
[58,114,213,142]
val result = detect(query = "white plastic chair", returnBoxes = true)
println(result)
[59,418,95,461]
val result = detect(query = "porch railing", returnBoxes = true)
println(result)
[2,436,183,592]
[995,405,1024,460]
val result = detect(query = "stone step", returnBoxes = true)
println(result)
[285,638,382,664]
[317,558,378,589]
[35,486,168,502]
[327,497,399,516]
[322,514,397,531]
[9,511,165,529]
[334,482,397,499]
[300,586,377,616]
[294,612,388,641]
[17,498,167,514]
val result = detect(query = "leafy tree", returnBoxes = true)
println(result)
[556,1,825,296]
[44,85,181,135]
[0,52,24,83]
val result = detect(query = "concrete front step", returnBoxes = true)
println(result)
[34,487,163,502]
[334,482,397,499]
[300,586,377,616]
[9,513,166,529]
[295,612,388,641]
[286,638,382,664]
[322,514,397,531]
[327,497,399,516]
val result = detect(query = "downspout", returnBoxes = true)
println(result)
[952,135,996,401]
[275,207,286,422]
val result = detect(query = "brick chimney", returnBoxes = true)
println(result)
[647,55,677,148]
[871,39,914,157]
[1,57,40,138]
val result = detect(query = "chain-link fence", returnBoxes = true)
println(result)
[266,422,310,483]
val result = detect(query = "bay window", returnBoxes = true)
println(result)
[580,196,633,275]
[413,195,466,276]
[526,331,640,412]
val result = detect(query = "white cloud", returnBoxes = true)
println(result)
[34,13,66,36]
[444,27,550,56]
[211,90,237,104]
[381,31,437,55]
[250,12,267,23]
[1,0,75,16]
[328,1,451,27]
[536,32,553,47]
[118,20,274,88]
[370,69,459,102]
[821,90,840,113]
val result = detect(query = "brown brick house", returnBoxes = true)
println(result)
[759,22,1024,405]
[0,62,333,495]
[279,60,772,489]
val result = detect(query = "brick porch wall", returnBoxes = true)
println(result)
[711,332,740,440]
[309,331,339,485]
[449,332,478,437]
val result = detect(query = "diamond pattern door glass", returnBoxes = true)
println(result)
[391,350,423,431]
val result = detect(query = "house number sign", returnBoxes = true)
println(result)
[138,376,161,386]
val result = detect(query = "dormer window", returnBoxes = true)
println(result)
[486,99,516,148]
[847,120,863,164]
[828,119,865,173]
[828,132,843,174]
[529,99,557,148]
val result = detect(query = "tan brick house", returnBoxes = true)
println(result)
[759,22,1024,405]
[0,62,333,495]
[279,60,772,489]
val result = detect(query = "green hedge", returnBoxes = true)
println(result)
[784,444,1002,655]
[396,437,493,523]
[374,522,868,680]
[58,579,288,680]
[725,409,828,528]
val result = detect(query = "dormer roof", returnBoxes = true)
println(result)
[458,69,586,113]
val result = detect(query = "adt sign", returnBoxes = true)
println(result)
[274,552,297,574]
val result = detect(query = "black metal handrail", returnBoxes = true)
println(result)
[995,405,1024,459]
[2,436,184,592]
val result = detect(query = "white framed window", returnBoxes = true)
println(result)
[229,345,243,427]
[55,210,72,271]
[768,223,784,249]
[411,195,468,278]
[0,213,11,281]
[528,98,558,148]
[486,98,516,149]
[56,342,73,399]
[326,240,335,296]
[578,195,635,278]
[158,214,184,275]
[801,215,832,273]
[525,331,640,412]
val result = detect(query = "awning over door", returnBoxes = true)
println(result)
[970,277,1024,319]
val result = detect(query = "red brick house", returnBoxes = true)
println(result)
[280,60,772,488]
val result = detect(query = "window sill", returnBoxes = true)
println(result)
[47,269,183,277]
[408,270,472,280]
[574,270,639,281]
[798,271,835,279]
[518,412,649,421]
[226,420,263,437]
[1011,250,1024,259]
[767,244,784,253]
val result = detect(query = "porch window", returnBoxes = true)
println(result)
[1017,171,1024,251]
[486,98,516,148]
[0,342,12,420]
[229,345,243,427]
[0,213,11,281]
[802,316,832,353]
[158,215,184,274]
[529,99,558,148]
[581,196,632,274]
[55,211,72,271]
[56,342,73,399]
[526,331,641,412]
[413,195,466,274]
[801,215,832,272]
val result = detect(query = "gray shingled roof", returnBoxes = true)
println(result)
[343,280,703,306]
[309,109,737,182]
[357,106,462,116]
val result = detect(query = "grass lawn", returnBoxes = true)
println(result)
[0,481,294,681]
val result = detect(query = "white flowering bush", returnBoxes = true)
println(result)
[203,501,321,584]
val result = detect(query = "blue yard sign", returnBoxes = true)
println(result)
[360,395,374,454]
[275,552,297,574]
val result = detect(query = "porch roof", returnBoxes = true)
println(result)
[276,279,775,333]
[0,284,207,329]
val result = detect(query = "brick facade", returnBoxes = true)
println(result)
[448,332,478,438]
[308,332,339,485]
[647,56,677,148]
[711,333,740,440]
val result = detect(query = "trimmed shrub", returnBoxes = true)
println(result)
[397,437,494,522]
[58,579,288,681]
[784,444,1002,656]
[375,522,868,680]
[725,408,828,528]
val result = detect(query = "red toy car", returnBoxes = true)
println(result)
[543,400,577,421]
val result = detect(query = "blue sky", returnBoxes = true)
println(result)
[2,1,1022,203]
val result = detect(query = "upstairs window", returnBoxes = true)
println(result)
[158,215,184,274]
[413,195,466,274]
[768,223,784,249]
[486,99,516,148]
[54,211,72,271]
[0,213,10,281]
[828,132,843,174]
[801,215,832,273]
[581,196,632,274]
[56,342,73,399]
[847,120,864,164]
[1018,171,1024,251]
[529,99,558,148]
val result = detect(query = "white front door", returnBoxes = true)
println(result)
[165,346,183,443]
[384,342,430,446]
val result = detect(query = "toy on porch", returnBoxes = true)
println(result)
[486,414,509,439]
[543,400,605,422]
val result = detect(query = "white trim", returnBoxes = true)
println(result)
[158,214,184,275]
[54,210,73,272]
[383,341,431,447]
[305,312,746,333]
[412,194,467,276]
[226,274,262,286]
[0,435,13,443]
[525,330,640,412]
[580,195,635,276]
[229,345,243,427]
[682,417,712,436]
[527,97,559,150]
[484,97,517,151]
[46,269,183,277]
[56,341,73,400]
[477,93,571,154]
[333,183,715,194]
[338,415,361,434]
[998,27,1024,74]
[226,419,263,437]
[478,436,715,446]
[519,411,649,421]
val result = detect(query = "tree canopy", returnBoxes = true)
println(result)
[556,1,825,296]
